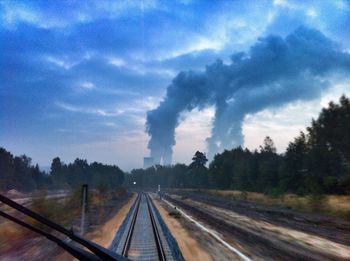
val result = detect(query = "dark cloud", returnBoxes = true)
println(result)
[146,26,350,164]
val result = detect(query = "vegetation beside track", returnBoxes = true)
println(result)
[169,188,350,219]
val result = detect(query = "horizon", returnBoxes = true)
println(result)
[1,92,348,172]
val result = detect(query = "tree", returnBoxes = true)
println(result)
[310,95,350,174]
[67,158,89,187]
[280,132,309,193]
[258,137,281,192]
[50,157,65,187]
[0,147,15,191]
[31,164,46,189]
[209,150,233,189]
[0,147,125,192]
[260,136,277,153]
[170,164,188,188]
[187,151,208,188]
[51,157,62,174]
[13,155,35,191]
[189,151,208,169]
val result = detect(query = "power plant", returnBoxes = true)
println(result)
[143,157,154,169]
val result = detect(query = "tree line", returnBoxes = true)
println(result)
[0,151,125,192]
[126,95,350,195]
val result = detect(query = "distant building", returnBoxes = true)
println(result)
[143,157,154,169]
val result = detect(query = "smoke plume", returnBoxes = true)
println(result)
[146,27,350,164]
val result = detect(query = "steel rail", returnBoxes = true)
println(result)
[121,193,141,257]
[121,193,166,261]
[146,194,167,261]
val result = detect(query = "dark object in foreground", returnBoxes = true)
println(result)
[0,194,130,261]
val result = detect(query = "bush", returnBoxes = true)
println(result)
[110,187,127,199]
[239,191,248,200]
[339,175,350,194]
[98,182,108,196]
[323,176,339,194]
[307,193,327,211]
[30,197,76,228]
[268,187,284,198]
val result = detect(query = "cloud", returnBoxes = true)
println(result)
[108,57,126,67]
[46,56,79,70]
[173,106,214,164]
[0,0,158,29]
[56,102,123,117]
[243,81,350,152]
[146,26,350,165]
[80,81,95,90]
[56,95,160,118]
[1,0,350,170]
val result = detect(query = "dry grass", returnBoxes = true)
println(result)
[214,189,350,218]
[327,195,350,210]
[87,193,136,248]
[172,188,350,219]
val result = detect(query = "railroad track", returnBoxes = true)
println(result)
[163,194,343,261]
[119,193,167,261]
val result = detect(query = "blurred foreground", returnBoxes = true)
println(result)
[0,188,130,260]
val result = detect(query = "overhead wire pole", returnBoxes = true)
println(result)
[81,184,88,235]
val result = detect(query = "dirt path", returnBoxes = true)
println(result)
[185,197,350,260]
[169,190,350,245]
[152,195,243,261]
[165,193,350,260]
[152,196,211,261]
[89,193,136,248]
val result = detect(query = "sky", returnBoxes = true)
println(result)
[1,0,350,171]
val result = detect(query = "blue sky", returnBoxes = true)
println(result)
[1,0,350,170]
